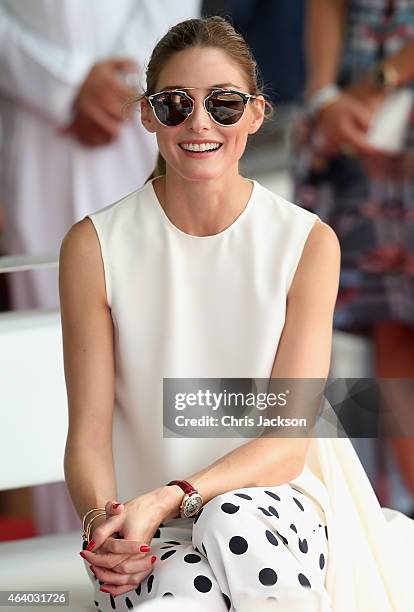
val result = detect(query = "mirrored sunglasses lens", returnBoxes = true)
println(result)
[207,92,245,125]
[152,92,192,126]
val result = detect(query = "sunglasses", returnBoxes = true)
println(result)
[146,87,258,127]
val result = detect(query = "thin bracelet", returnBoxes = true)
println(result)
[82,508,106,541]
[84,512,106,543]
[82,507,105,535]
[86,512,106,543]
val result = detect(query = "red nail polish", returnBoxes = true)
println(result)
[151,555,157,564]
[79,551,88,559]
[140,545,151,552]
[100,587,111,593]
[86,540,96,551]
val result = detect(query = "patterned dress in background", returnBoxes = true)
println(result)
[293,0,414,334]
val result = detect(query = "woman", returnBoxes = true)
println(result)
[60,17,410,611]
[293,0,414,510]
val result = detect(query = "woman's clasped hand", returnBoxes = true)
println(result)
[79,486,182,597]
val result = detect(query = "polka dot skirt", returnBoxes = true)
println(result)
[83,485,331,611]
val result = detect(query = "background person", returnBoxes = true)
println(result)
[0,0,201,310]
[293,0,414,514]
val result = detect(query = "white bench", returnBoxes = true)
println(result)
[0,255,93,611]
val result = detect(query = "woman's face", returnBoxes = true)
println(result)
[141,46,265,182]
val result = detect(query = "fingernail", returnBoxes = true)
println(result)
[140,545,151,552]
[151,555,157,564]
[86,540,96,551]
[112,502,121,509]
[79,551,88,560]
[100,587,111,593]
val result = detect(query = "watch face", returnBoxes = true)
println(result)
[182,493,203,518]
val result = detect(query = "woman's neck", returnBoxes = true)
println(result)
[153,172,253,237]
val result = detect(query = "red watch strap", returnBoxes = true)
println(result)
[166,480,196,495]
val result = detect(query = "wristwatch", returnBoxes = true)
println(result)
[166,480,203,518]
[371,63,400,92]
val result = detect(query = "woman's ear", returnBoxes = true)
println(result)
[140,98,157,134]
[248,95,266,136]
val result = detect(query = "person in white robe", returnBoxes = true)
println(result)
[0,0,201,310]
[0,0,201,534]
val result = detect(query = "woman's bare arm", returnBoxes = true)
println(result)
[60,217,117,523]
[305,0,349,96]
[174,220,340,505]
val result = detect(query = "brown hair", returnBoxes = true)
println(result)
[134,16,274,180]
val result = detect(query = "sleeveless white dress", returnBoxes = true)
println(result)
[84,177,413,611]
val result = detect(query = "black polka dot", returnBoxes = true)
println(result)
[221,502,240,514]
[164,540,181,545]
[193,508,203,524]
[268,505,279,518]
[194,546,201,554]
[324,526,329,540]
[184,553,202,563]
[94,602,99,607]
[265,490,281,501]
[162,593,174,597]
[153,528,161,538]
[202,543,207,556]
[290,523,297,533]
[258,506,272,516]
[234,493,253,500]
[135,584,141,596]
[160,545,174,549]
[229,535,248,554]
[147,574,154,593]
[265,530,279,546]
[222,593,231,610]
[194,575,212,593]
[110,594,116,609]
[319,553,325,569]
[298,538,308,553]
[298,573,311,588]
[161,549,177,560]
[291,487,303,494]
[276,530,288,546]
[258,568,278,586]
[125,597,133,609]
[293,497,305,511]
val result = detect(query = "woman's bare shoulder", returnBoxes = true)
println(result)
[289,219,340,301]
[59,217,107,306]
[60,217,99,258]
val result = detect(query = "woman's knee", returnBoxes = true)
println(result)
[192,488,262,539]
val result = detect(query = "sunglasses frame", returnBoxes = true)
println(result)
[146,87,258,128]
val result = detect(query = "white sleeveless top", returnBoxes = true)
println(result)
[88,177,320,503]
[87,177,414,611]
